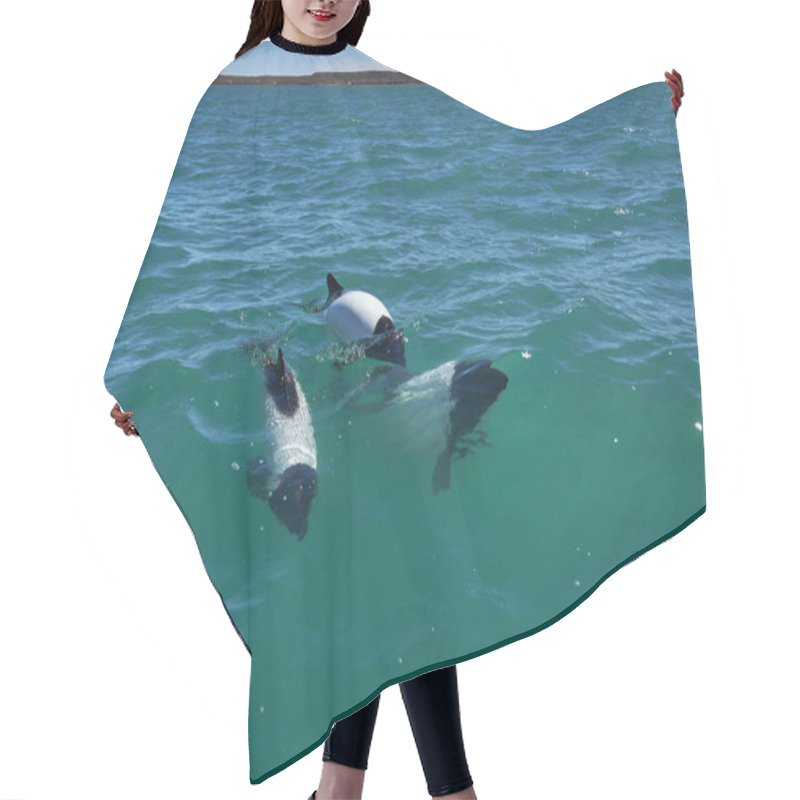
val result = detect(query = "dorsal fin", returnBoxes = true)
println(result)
[276,347,286,382]
[326,272,345,304]
[373,314,396,335]
[266,347,299,416]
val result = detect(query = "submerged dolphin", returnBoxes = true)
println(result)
[321,273,406,366]
[247,348,317,540]
[358,358,508,494]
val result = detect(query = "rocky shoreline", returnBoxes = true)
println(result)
[211,70,422,86]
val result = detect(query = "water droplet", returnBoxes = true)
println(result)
[397,656,403,664]
[613,437,619,444]
[576,546,581,552]
[213,400,220,408]
[231,461,240,472]
[521,350,532,360]
[587,551,592,557]
[431,625,436,633]
[574,579,581,587]
[260,706,265,714]
[631,385,637,392]
[695,421,703,431]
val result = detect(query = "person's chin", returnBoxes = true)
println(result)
[300,26,338,43]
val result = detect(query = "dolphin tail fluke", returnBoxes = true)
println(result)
[432,449,452,494]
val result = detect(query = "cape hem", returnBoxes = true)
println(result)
[249,503,707,784]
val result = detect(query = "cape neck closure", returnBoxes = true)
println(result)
[270,32,348,55]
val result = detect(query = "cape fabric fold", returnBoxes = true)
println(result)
[105,38,705,783]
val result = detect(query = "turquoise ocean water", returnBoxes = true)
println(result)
[105,80,704,780]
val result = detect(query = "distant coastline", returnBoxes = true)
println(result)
[212,70,423,87]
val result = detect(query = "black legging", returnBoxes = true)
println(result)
[323,665,474,797]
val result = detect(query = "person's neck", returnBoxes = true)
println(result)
[270,31,348,55]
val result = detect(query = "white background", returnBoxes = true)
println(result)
[1,1,797,798]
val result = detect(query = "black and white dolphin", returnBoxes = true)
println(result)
[246,348,317,540]
[358,357,509,494]
[320,272,406,366]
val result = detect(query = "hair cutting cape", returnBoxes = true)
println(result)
[105,35,705,784]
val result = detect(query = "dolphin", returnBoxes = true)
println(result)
[355,358,508,494]
[246,347,317,541]
[321,272,406,366]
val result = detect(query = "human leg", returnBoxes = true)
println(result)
[399,665,475,798]
[316,693,381,800]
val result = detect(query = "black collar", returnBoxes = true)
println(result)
[270,32,348,55]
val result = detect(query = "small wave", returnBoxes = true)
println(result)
[187,404,264,447]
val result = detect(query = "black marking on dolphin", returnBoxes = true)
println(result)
[364,315,406,366]
[267,463,318,542]
[265,347,299,416]
[432,359,509,494]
